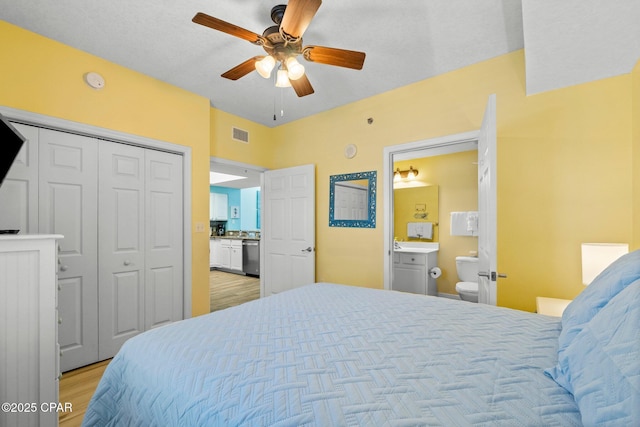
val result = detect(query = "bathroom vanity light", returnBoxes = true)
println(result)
[393,166,419,182]
[581,243,629,285]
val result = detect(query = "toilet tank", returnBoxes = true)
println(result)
[456,256,479,282]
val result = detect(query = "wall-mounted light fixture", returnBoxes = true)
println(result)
[581,243,629,285]
[393,166,419,182]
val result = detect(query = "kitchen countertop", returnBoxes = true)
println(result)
[211,236,260,241]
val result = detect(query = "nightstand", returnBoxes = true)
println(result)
[536,297,572,317]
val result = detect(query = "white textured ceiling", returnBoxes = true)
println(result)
[0,1,638,127]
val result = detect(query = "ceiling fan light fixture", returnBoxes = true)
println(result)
[285,57,305,80]
[275,69,291,87]
[255,55,276,78]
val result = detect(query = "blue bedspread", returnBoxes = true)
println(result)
[83,284,581,426]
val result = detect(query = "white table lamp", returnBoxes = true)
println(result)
[581,243,629,285]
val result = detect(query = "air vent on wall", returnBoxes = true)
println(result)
[232,127,249,143]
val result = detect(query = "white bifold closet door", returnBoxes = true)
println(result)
[39,129,100,372]
[98,143,183,359]
[3,123,184,372]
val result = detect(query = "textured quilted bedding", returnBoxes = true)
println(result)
[83,284,581,426]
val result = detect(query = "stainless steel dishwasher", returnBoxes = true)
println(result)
[242,240,260,276]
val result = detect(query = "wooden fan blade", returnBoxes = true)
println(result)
[290,74,314,97]
[303,45,366,70]
[221,57,262,80]
[193,12,262,44]
[280,0,322,40]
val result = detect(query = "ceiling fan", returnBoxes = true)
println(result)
[192,0,366,97]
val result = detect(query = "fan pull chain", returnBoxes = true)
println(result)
[273,74,277,121]
[281,87,285,118]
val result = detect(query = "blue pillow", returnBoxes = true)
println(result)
[547,279,640,425]
[556,250,640,358]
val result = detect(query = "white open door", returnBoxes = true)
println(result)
[263,164,315,295]
[477,94,499,305]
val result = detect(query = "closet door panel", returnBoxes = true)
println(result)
[0,123,39,233]
[99,143,145,360]
[39,129,99,372]
[145,150,183,329]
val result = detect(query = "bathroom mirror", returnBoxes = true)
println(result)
[329,171,377,228]
[393,185,439,241]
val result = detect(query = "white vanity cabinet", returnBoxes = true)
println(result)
[392,249,438,296]
[1,234,63,427]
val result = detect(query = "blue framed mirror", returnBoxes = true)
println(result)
[329,171,377,228]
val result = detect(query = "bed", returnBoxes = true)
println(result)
[83,251,640,426]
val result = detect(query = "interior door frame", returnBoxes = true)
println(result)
[0,106,193,317]
[382,130,480,291]
[209,156,268,298]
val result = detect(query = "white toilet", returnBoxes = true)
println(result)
[455,256,479,302]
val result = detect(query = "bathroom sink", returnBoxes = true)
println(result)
[393,242,439,254]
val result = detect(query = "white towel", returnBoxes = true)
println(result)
[467,211,478,235]
[451,212,473,236]
[407,222,433,239]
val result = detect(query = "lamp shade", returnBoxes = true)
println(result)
[255,56,275,78]
[581,243,629,285]
[275,69,291,87]
[286,57,305,80]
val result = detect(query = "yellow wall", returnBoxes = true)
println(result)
[265,50,634,311]
[0,21,213,316]
[395,151,479,296]
[5,18,636,313]
[210,108,275,168]
[633,60,640,251]
[393,185,439,242]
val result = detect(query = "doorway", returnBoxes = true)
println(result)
[209,158,266,311]
[383,131,480,292]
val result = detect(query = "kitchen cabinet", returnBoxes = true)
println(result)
[229,240,243,271]
[210,238,222,268]
[211,238,242,272]
[210,193,228,220]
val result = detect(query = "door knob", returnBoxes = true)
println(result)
[301,247,313,253]
[124,260,131,266]
[60,265,68,272]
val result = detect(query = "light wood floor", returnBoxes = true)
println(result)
[210,269,260,312]
[58,270,259,425]
[59,359,110,426]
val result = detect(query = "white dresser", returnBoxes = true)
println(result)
[0,234,62,427]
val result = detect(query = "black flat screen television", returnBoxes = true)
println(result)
[0,112,26,188]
